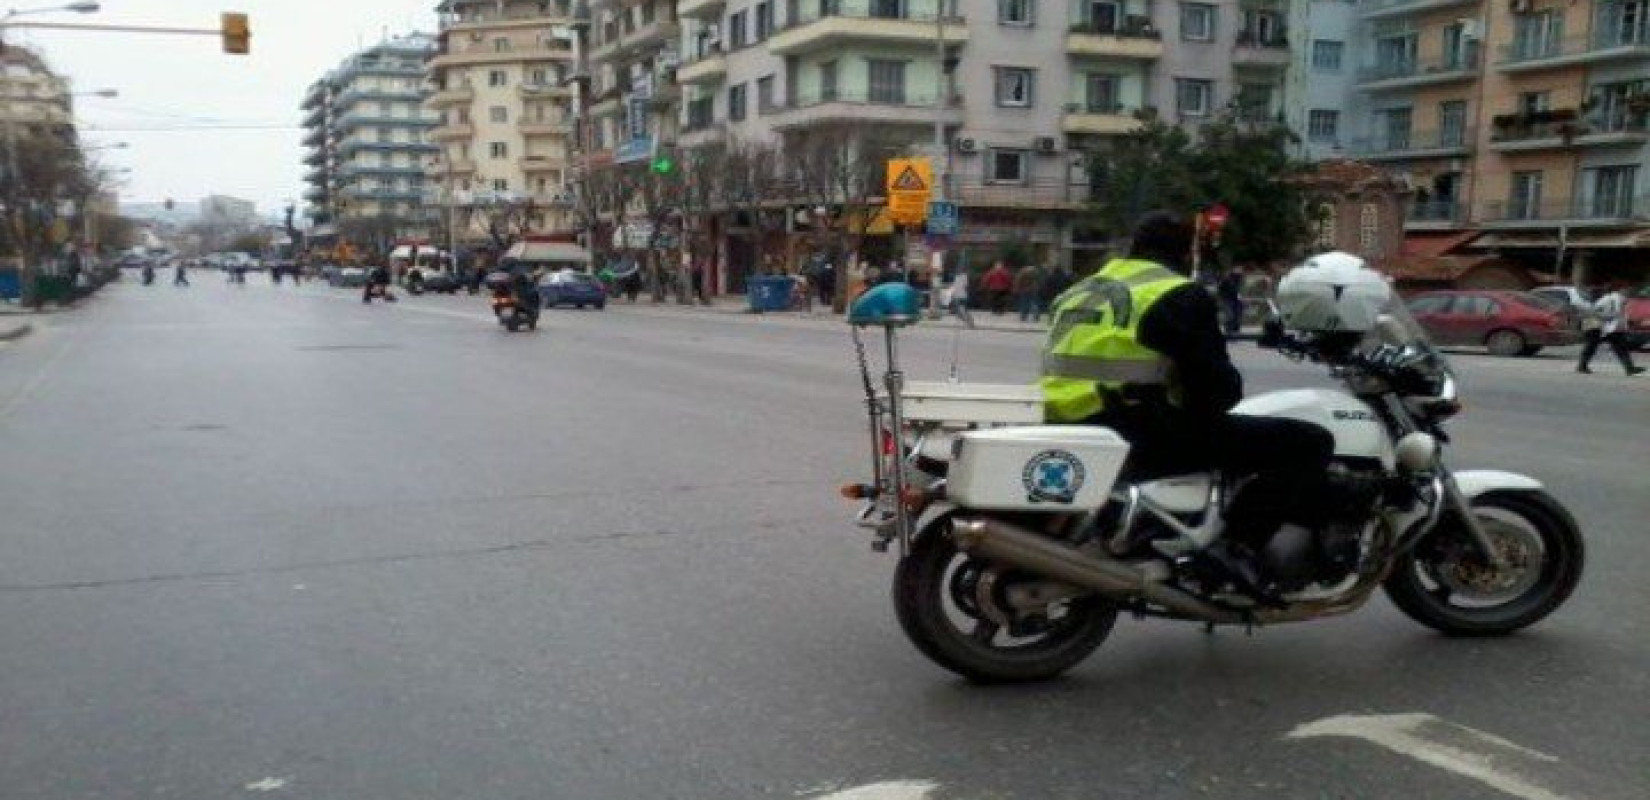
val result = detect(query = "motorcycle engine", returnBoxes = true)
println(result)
[1261,461,1386,591]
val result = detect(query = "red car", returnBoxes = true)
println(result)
[1626,287,1650,350]
[1405,290,1582,357]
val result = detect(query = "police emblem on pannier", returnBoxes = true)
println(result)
[1022,450,1086,504]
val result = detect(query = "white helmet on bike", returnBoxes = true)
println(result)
[1276,251,1393,333]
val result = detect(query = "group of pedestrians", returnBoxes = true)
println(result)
[966,261,1074,323]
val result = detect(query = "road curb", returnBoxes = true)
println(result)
[0,321,33,342]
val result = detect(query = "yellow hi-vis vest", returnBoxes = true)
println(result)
[1039,258,1191,422]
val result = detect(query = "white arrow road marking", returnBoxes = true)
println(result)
[807,780,939,800]
[1288,713,1576,800]
[244,777,288,792]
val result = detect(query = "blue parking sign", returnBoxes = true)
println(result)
[926,201,958,235]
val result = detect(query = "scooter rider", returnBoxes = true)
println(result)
[1039,211,1335,600]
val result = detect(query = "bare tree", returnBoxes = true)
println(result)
[789,123,888,312]
[622,161,688,303]
[2,129,94,303]
[717,136,781,287]
[676,145,726,302]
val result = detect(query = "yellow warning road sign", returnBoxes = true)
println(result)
[885,158,932,225]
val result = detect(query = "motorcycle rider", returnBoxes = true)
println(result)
[1039,212,1335,601]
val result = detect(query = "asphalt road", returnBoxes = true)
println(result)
[1,277,1645,800]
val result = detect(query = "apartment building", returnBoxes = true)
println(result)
[0,45,74,130]
[301,35,442,243]
[587,0,681,172]
[428,0,582,242]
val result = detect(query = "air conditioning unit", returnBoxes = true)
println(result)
[1034,136,1058,153]
[954,137,977,154]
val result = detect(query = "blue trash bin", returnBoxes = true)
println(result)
[747,276,792,312]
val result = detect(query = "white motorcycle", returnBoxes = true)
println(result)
[843,265,1584,683]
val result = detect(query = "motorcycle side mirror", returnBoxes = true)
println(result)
[1257,319,1287,349]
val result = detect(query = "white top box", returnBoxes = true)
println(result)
[894,381,1045,427]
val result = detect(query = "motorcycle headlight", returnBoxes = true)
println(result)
[1394,432,1440,473]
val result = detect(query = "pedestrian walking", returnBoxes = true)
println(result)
[689,258,706,304]
[1040,264,1072,313]
[945,267,975,328]
[1013,264,1045,322]
[173,261,189,286]
[816,260,836,308]
[1217,269,1244,336]
[1577,282,1644,375]
[982,260,1013,315]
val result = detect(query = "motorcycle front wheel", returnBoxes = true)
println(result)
[1384,490,1584,636]
[893,517,1118,683]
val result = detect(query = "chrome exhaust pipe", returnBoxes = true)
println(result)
[952,517,1243,624]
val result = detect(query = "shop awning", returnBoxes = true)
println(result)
[1468,230,1650,249]
[503,240,591,264]
[1402,231,1478,258]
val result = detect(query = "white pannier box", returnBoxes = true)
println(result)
[895,382,1045,427]
[948,426,1131,512]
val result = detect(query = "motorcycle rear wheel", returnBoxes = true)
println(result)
[893,517,1118,683]
[1384,490,1583,636]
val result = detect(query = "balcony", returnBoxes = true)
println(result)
[766,89,965,131]
[1357,51,1480,92]
[678,0,726,19]
[1232,30,1290,69]
[335,88,425,108]
[677,51,727,86]
[303,148,328,166]
[426,86,474,107]
[1064,22,1163,60]
[769,8,969,56]
[1406,200,1468,229]
[1498,31,1650,73]
[1347,128,1475,161]
[339,163,429,179]
[679,121,727,149]
[429,122,475,141]
[1062,104,1144,135]
[1480,196,1647,228]
[518,83,572,101]
[302,104,328,128]
[1359,0,1480,22]
[945,176,1087,210]
[302,127,328,147]
[334,113,441,131]
[519,156,567,173]
[429,44,574,70]
[519,120,573,136]
[1489,112,1650,152]
[424,158,476,177]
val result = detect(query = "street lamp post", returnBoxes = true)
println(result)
[0,1,100,306]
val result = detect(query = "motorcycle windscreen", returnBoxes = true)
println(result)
[1359,296,1456,385]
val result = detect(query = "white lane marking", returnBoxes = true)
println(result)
[244,776,288,792]
[806,780,939,800]
[1288,713,1575,800]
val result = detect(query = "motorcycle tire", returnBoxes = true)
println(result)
[505,316,520,332]
[1384,490,1583,637]
[893,516,1118,683]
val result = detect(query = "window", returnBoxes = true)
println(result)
[819,60,838,101]
[755,2,772,40]
[377,128,392,143]
[728,82,747,121]
[994,67,1035,107]
[489,141,508,159]
[1175,78,1212,116]
[493,37,511,52]
[999,0,1035,25]
[1405,295,1453,316]
[1359,203,1381,257]
[1180,3,1216,41]
[1237,83,1272,121]
[1509,171,1544,219]
[1602,0,1648,47]
[1587,165,1638,218]
[1085,0,1120,32]
[379,101,393,116]
[1085,73,1118,112]
[1518,91,1550,114]
[488,70,507,87]
[988,149,1028,183]
[1377,107,1412,150]
[757,75,775,113]
[870,0,903,19]
[489,106,508,123]
[1439,101,1467,147]
[1307,109,1339,141]
[729,11,747,48]
[529,68,548,86]
[1512,11,1563,59]
[1311,40,1343,71]
[493,179,509,192]
[1314,204,1337,249]
[1375,35,1417,72]
[1453,295,1499,317]
[868,59,906,104]
[1441,22,1474,70]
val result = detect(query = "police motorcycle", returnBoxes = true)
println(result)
[843,256,1584,683]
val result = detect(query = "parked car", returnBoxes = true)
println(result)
[1529,285,1594,313]
[1405,290,1582,356]
[538,269,606,309]
[1625,286,1650,350]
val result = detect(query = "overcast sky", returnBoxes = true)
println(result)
[11,0,439,215]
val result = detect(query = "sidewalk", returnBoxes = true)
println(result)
[0,303,35,341]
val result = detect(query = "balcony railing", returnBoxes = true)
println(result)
[1490,109,1650,145]
[778,88,957,111]
[1357,51,1479,85]
[1234,30,1288,49]
[1359,0,1479,18]
[1499,29,1650,67]
[943,176,1091,209]
[1482,196,1647,223]
[1067,21,1161,40]
[1349,127,1475,156]
[1408,200,1466,223]
[785,3,960,28]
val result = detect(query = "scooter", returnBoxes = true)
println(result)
[842,268,1583,683]
[487,272,539,332]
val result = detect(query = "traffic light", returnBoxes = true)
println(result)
[649,154,674,175]
[221,12,250,55]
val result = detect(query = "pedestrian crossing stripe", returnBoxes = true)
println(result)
[891,165,927,191]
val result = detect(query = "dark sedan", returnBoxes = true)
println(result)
[538,270,606,310]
